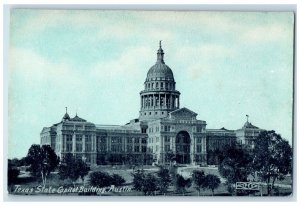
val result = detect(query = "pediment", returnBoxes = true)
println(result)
[169,107,198,119]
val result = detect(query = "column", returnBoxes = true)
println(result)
[92,135,96,152]
[82,135,86,152]
[63,134,67,152]
[178,96,180,108]
[60,135,64,152]
[72,133,76,153]
[124,136,127,152]
[153,94,155,108]
[164,93,167,108]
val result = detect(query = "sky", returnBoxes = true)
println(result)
[8,10,294,158]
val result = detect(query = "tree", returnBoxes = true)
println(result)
[26,144,60,187]
[157,167,171,195]
[89,171,113,187]
[252,130,292,196]
[132,169,146,191]
[218,144,253,194]
[59,153,90,186]
[192,170,206,196]
[8,166,20,185]
[142,174,158,196]
[175,174,191,196]
[110,174,126,186]
[202,174,221,196]
[165,151,176,167]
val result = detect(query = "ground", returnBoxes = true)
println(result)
[8,165,292,196]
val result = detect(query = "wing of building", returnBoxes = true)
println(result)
[40,42,264,166]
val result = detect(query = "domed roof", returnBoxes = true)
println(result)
[146,41,174,81]
[242,121,259,129]
[147,63,174,80]
[62,107,70,121]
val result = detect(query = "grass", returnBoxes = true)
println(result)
[8,165,292,196]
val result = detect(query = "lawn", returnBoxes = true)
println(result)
[8,165,292,196]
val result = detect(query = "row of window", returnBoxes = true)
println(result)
[65,142,93,152]
[97,145,148,153]
[145,81,175,90]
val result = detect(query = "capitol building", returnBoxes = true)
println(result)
[40,42,263,166]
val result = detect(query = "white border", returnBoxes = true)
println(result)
[1,1,298,205]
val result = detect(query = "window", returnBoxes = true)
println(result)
[196,145,202,153]
[111,137,122,143]
[134,138,139,144]
[196,137,201,143]
[197,127,202,133]
[161,82,163,88]
[76,136,82,142]
[141,146,147,153]
[86,136,91,142]
[127,138,133,143]
[134,146,140,152]
[141,138,147,144]
[164,136,170,142]
[127,145,133,152]
[164,145,170,151]
[66,143,72,152]
[67,136,72,142]
[86,143,92,151]
[156,137,159,142]
[76,143,82,152]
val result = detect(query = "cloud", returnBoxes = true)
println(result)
[89,45,153,80]
[240,24,293,44]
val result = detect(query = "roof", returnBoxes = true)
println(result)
[146,41,174,81]
[242,121,259,129]
[70,114,87,122]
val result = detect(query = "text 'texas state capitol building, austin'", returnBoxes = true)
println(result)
[40,42,263,166]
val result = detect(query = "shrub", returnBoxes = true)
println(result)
[110,174,125,186]
[90,171,113,187]
[8,167,20,184]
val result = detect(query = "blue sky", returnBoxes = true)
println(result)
[8,10,294,158]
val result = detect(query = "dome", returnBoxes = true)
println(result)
[146,41,174,81]
[147,62,174,80]
[242,121,259,129]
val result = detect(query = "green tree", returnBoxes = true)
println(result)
[131,169,146,191]
[110,174,126,186]
[8,166,20,185]
[165,151,176,167]
[202,174,221,196]
[89,171,113,187]
[175,174,191,196]
[26,144,60,187]
[218,144,253,194]
[142,173,158,196]
[59,153,90,186]
[157,167,171,195]
[252,130,292,196]
[192,170,206,196]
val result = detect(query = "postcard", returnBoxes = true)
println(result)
[6,9,294,197]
